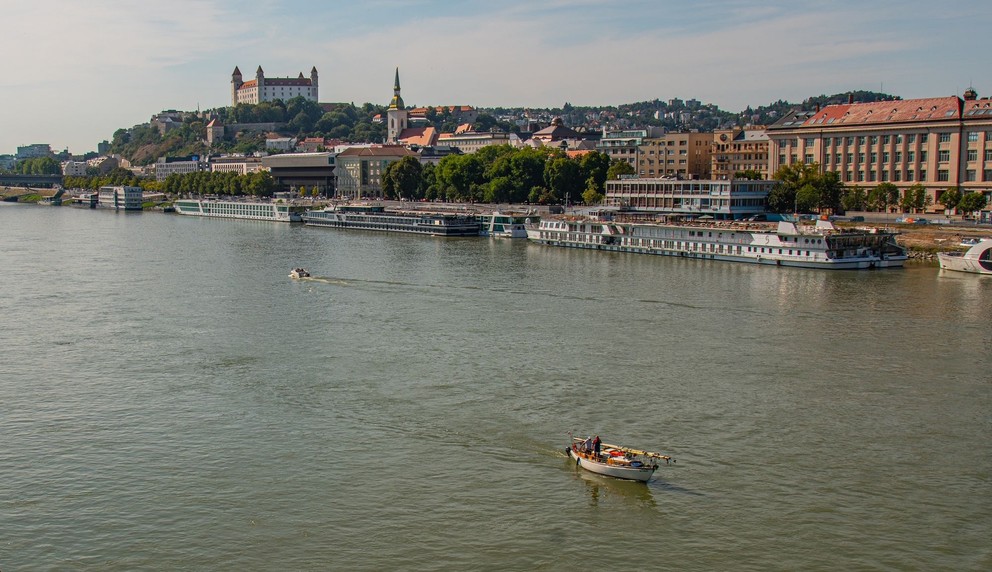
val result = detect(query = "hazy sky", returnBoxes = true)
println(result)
[3,0,989,154]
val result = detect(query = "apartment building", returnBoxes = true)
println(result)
[711,128,769,180]
[637,132,712,179]
[767,90,992,208]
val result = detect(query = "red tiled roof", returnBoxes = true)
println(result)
[239,80,257,89]
[399,127,438,147]
[337,145,418,158]
[801,97,961,127]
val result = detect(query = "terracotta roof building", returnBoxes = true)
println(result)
[768,91,992,210]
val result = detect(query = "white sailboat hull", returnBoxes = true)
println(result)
[567,448,656,483]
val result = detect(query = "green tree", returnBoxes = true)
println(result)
[902,183,930,213]
[544,156,582,206]
[938,187,962,210]
[867,182,899,212]
[381,156,424,200]
[957,192,988,217]
[841,186,866,212]
[734,169,764,180]
[606,160,635,181]
[578,151,611,195]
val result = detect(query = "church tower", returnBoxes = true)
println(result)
[387,67,408,143]
[231,66,243,105]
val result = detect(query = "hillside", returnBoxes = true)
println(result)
[106,91,899,165]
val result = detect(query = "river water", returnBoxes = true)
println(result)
[1,203,989,570]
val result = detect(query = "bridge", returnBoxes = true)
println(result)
[0,174,63,188]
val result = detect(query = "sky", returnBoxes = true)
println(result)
[2,0,990,155]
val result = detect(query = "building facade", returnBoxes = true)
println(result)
[97,185,143,211]
[597,128,665,168]
[711,127,770,180]
[334,145,417,199]
[155,156,204,181]
[637,132,713,179]
[232,66,318,105]
[16,144,52,160]
[605,178,775,219]
[767,91,992,209]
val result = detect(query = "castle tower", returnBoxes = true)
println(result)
[311,66,319,101]
[231,66,243,105]
[256,65,265,100]
[387,67,408,143]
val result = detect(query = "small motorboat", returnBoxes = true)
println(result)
[289,267,311,279]
[937,239,992,275]
[566,436,673,483]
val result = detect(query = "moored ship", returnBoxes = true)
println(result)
[937,238,992,275]
[477,211,537,238]
[527,216,907,270]
[173,199,300,222]
[302,203,480,236]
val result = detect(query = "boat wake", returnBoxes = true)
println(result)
[300,276,351,286]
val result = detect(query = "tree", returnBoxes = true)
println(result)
[544,156,582,205]
[841,186,866,212]
[606,160,635,181]
[938,187,962,210]
[957,192,988,217]
[867,182,899,212]
[901,183,930,213]
[381,156,424,200]
[578,151,611,195]
[734,169,764,180]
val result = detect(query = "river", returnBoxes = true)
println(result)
[1,203,989,570]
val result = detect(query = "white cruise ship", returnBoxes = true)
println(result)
[527,217,907,270]
[173,199,300,222]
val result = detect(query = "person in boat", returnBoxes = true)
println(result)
[583,436,593,454]
[593,436,601,457]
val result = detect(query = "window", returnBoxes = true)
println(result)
[845,137,854,145]
[846,153,853,163]
[986,132,992,142]
[857,136,866,145]
[870,136,878,145]
[895,134,903,144]
[835,153,842,164]
[881,171,889,182]
[906,170,914,181]
[907,151,915,162]
[805,154,814,164]
[985,169,992,181]
[968,150,978,161]
[779,154,786,165]
[920,134,928,144]
[846,171,853,181]
[907,134,916,144]
[790,154,798,164]
[939,133,951,143]
[857,171,866,182]
[968,132,979,142]
[986,149,992,161]
[824,137,832,146]
[966,170,976,182]
[858,152,866,163]
[805,138,815,147]
[893,170,901,182]
[937,170,949,182]
[920,170,927,181]
[883,152,890,163]
[870,152,878,163]
[920,151,928,162]
[938,150,950,162]
[895,152,902,163]
[868,171,877,182]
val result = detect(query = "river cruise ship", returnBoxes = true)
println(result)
[477,211,538,238]
[302,203,480,236]
[173,199,299,222]
[527,217,907,270]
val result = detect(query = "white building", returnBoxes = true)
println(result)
[62,161,88,176]
[605,178,775,219]
[98,186,143,211]
[155,156,204,181]
[232,65,318,105]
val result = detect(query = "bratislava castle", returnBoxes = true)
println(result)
[231,65,318,105]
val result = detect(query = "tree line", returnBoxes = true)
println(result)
[767,162,988,216]
[381,146,631,204]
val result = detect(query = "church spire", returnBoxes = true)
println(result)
[389,67,404,110]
